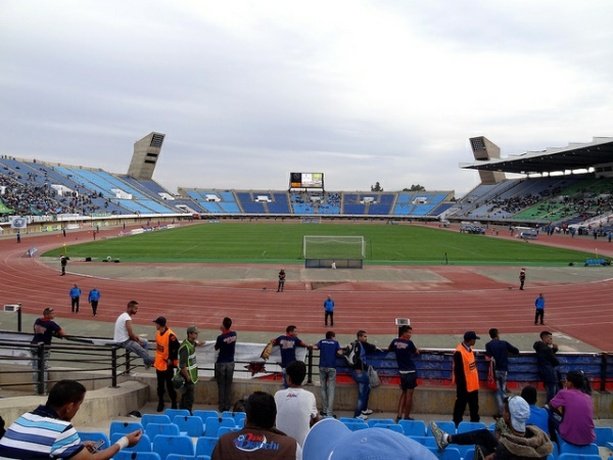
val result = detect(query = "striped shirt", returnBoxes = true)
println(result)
[0,405,85,459]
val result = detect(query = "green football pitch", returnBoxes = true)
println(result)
[43,223,595,265]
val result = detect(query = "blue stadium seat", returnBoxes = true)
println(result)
[141,414,172,428]
[196,457,211,460]
[399,419,427,437]
[166,455,197,460]
[193,410,219,425]
[152,434,194,460]
[595,426,613,446]
[145,422,180,440]
[165,409,191,419]
[371,422,404,433]
[457,421,486,433]
[427,446,462,460]
[173,415,205,437]
[110,421,145,436]
[559,440,599,456]
[113,452,161,460]
[77,431,110,449]
[203,417,221,437]
[557,454,601,460]
[366,418,395,427]
[427,421,456,436]
[195,436,218,458]
[216,426,240,438]
[111,432,152,452]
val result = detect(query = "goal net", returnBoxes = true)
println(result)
[303,236,365,260]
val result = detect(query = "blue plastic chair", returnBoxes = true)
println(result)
[427,446,462,460]
[145,422,180,440]
[372,422,404,434]
[141,414,172,428]
[166,455,197,460]
[173,415,205,437]
[203,417,220,437]
[152,434,195,460]
[195,436,218,458]
[113,452,161,460]
[366,418,395,427]
[457,421,486,433]
[165,408,191,419]
[78,431,110,450]
[399,419,427,437]
[557,454,601,460]
[196,456,211,460]
[559,440,599,456]
[216,426,239,438]
[111,433,152,452]
[193,410,219,425]
[427,421,456,436]
[595,426,613,446]
[110,420,145,436]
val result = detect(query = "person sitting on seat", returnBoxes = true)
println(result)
[431,395,553,459]
[548,370,596,446]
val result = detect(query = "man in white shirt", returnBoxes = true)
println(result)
[113,300,154,368]
[274,360,320,447]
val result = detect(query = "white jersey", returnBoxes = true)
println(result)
[274,387,318,447]
[113,312,132,342]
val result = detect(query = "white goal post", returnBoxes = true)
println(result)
[303,235,365,260]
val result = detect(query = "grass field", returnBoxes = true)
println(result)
[42,223,597,265]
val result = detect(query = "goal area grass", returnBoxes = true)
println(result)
[43,222,596,265]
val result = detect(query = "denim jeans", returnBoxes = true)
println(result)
[122,339,154,366]
[352,370,370,416]
[320,367,337,416]
[494,370,508,414]
[215,362,235,412]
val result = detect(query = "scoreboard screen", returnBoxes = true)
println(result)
[289,172,324,189]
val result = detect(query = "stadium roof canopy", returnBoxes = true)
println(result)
[461,137,613,174]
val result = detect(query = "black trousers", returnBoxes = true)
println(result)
[156,368,177,405]
[453,388,479,426]
[325,311,334,326]
[534,309,544,324]
[451,429,498,457]
[71,297,80,312]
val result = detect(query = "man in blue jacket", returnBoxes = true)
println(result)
[88,288,101,316]
[69,284,81,313]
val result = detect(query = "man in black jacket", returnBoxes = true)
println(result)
[345,330,380,419]
[533,331,560,402]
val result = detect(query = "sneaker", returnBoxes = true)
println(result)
[357,413,368,420]
[429,421,449,450]
[156,402,164,413]
[361,409,374,415]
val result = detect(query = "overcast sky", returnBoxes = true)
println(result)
[1,1,613,196]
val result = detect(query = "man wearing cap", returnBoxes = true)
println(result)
[31,307,66,393]
[452,331,481,426]
[430,395,552,459]
[303,418,436,460]
[113,300,154,369]
[153,316,179,412]
[519,268,526,290]
[212,391,301,459]
[178,325,202,413]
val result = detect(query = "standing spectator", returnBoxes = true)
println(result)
[87,287,101,317]
[212,391,301,459]
[60,255,67,276]
[534,293,545,325]
[452,331,481,427]
[274,361,320,447]
[31,307,66,393]
[519,268,526,290]
[485,328,519,416]
[388,325,420,422]
[277,268,286,292]
[323,295,335,327]
[178,325,202,413]
[69,284,81,313]
[345,330,381,419]
[113,300,154,368]
[313,330,341,417]
[520,385,549,434]
[532,331,559,402]
[271,325,309,388]
[16,232,21,243]
[0,380,142,459]
[549,370,596,446]
[214,316,237,412]
[153,316,179,412]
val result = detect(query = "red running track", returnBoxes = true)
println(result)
[1,227,611,351]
